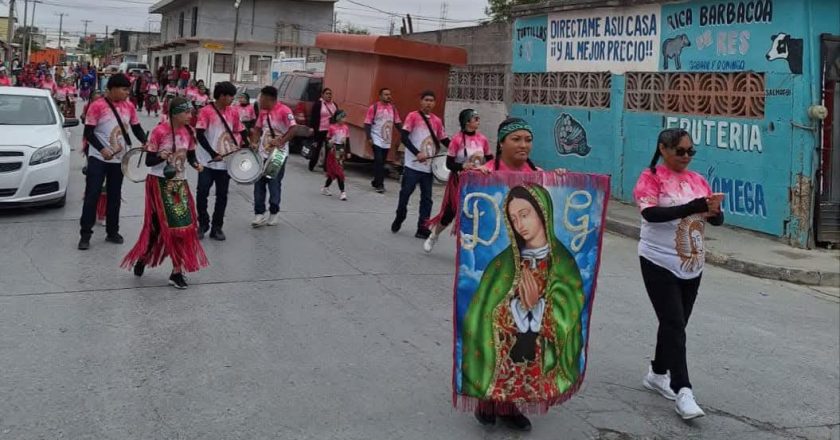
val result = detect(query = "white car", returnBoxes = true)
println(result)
[0,87,79,208]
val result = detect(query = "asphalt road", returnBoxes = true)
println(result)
[0,111,837,440]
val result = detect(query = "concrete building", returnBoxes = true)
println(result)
[405,23,511,146]
[509,0,840,247]
[147,0,335,87]
[110,29,161,64]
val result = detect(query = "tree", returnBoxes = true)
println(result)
[338,23,370,35]
[485,0,541,22]
[13,26,42,52]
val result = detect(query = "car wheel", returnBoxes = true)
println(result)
[49,195,67,209]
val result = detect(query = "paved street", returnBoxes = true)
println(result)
[0,112,838,440]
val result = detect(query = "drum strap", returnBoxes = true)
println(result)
[420,112,441,153]
[211,103,239,146]
[266,112,276,138]
[104,97,132,147]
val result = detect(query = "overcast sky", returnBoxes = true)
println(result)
[6,0,488,39]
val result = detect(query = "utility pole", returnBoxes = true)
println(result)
[22,0,28,63]
[230,0,241,82]
[5,0,15,65]
[81,19,91,57]
[388,17,395,36]
[56,12,67,52]
[27,0,40,61]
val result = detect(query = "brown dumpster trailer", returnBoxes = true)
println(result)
[314,33,467,164]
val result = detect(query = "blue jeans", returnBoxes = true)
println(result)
[197,168,230,230]
[80,156,124,238]
[253,162,285,215]
[371,144,388,189]
[396,167,433,230]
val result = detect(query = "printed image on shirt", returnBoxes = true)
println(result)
[675,215,705,272]
[108,126,127,154]
[216,132,237,156]
[381,120,394,145]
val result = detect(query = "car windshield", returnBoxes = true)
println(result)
[0,95,56,125]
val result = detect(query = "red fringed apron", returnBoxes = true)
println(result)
[121,177,208,272]
[96,184,107,222]
[324,146,345,181]
[426,172,460,231]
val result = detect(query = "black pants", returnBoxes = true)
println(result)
[196,168,230,231]
[308,130,328,171]
[396,168,433,231]
[640,256,701,393]
[325,177,345,191]
[80,156,123,238]
[371,144,388,189]
[135,93,145,111]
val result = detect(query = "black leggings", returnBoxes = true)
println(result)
[325,177,345,191]
[639,256,701,393]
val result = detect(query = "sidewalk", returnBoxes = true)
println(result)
[605,200,840,288]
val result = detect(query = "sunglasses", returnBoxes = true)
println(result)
[674,147,697,157]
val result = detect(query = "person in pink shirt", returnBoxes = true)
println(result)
[193,85,210,109]
[236,92,257,131]
[78,74,149,250]
[307,88,337,171]
[391,91,449,239]
[249,85,296,228]
[321,109,350,200]
[40,73,57,96]
[194,81,250,240]
[423,108,493,253]
[0,67,12,86]
[184,80,199,101]
[121,96,208,290]
[364,88,402,193]
[633,128,724,420]
[146,80,161,117]
[56,78,77,118]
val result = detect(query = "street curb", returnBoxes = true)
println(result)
[604,219,840,288]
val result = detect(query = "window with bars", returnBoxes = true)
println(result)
[191,7,198,37]
[178,12,185,38]
[189,52,198,73]
[249,55,260,72]
[625,72,765,118]
[512,72,611,108]
[448,67,506,102]
[213,54,233,74]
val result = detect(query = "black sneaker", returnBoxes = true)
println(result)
[209,229,226,241]
[498,409,531,432]
[198,223,209,240]
[133,261,146,277]
[105,233,124,244]
[391,217,404,233]
[78,236,90,250]
[169,273,188,290]
[376,186,385,194]
[415,228,431,239]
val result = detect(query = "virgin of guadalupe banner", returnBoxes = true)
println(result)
[453,171,610,414]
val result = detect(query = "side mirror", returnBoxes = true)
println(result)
[63,118,80,128]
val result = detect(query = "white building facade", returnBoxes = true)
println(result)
[148,0,334,86]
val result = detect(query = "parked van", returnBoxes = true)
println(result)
[118,62,149,74]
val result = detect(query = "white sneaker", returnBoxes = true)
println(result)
[339,192,347,201]
[643,366,677,400]
[267,213,280,226]
[321,187,332,196]
[423,231,439,253]
[251,214,268,228]
[675,388,705,420]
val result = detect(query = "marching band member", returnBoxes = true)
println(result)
[194,81,250,240]
[78,74,148,251]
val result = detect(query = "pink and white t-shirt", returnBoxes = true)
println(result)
[41,80,57,95]
[165,84,178,96]
[84,98,140,164]
[255,104,296,159]
[364,102,401,149]
[185,87,199,100]
[148,84,159,96]
[193,94,209,107]
[328,123,349,146]
[195,104,244,170]
[633,164,713,279]
[55,86,70,101]
[401,111,446,173]
[449,132,491,167]
[318,99,337,131]
[237,104,256,123]
[145,123,196,180]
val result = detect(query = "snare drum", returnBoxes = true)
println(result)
[121,147,151,183]
[263,147,288,180]
[225,149,262,184]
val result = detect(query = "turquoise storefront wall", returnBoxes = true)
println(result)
[511,0,840,245]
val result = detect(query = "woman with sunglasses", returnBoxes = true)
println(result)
[632,128,724,420]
